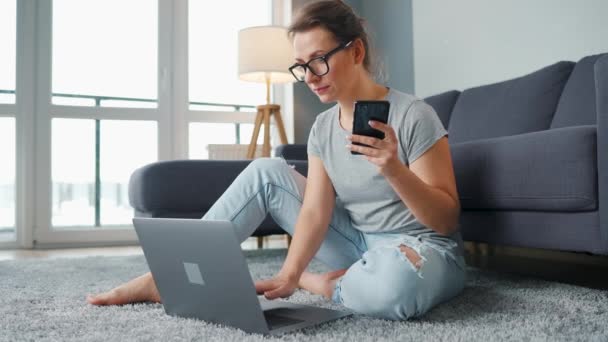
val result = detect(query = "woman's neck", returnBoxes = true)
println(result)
[338,75,389,123]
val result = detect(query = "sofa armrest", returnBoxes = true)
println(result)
[128,159,252,215]
[128,159,309,217]
[424,90,460,130]
[274,144,308,161]
[595,54,608,252]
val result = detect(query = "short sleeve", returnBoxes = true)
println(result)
[307,118,321,157]
[400,100,448,164]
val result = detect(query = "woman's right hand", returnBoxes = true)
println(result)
[254,272,299,300]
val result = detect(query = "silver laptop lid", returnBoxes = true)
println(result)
[133,217,270,335]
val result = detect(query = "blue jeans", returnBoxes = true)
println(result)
[201,157,466,321]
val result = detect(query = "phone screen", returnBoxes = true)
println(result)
[351,100,390,155]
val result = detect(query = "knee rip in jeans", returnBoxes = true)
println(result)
[399,244,425,271]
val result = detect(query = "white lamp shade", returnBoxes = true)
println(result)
[238,26,295,84]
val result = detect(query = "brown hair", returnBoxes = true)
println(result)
[288,0,376,75]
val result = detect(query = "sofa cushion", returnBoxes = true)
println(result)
[423,90,460,130]
[451,125,597,211]
[550,53,607,129]
[448,61,575,144]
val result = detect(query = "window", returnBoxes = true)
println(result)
[188,0,271,108]
[3,1,291,248]
[0,118,15,241]
[51,119,95,227]
[187,1,275,158]
[49,0,159,231]
[0,0,16,242]
[0,0,16,104]
[52,0,158,107]
[99,120,157,225]
[51,119,157,227]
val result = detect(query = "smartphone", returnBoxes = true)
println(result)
[351,100,390,155]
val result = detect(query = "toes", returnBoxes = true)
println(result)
[87,292,109,305]
[87,289,122,306]
[86,294,97,304]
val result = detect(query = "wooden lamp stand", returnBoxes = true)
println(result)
[246,79,289,158]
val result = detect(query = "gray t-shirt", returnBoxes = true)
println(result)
[307,88,451,237]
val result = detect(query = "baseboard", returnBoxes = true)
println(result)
[464,242,608,267]
[464,242,608,290]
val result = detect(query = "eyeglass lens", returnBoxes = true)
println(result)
[292,58,329,81]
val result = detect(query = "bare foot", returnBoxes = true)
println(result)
[298,269,347,299]
[86,272,161,306]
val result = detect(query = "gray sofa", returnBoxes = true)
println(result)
[129,53,608,255]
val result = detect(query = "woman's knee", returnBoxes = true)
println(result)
[245,158,292,181]
[247,157,283,172]
[334,247,422,320]
[247,158,306,200]
[335,243,466,320]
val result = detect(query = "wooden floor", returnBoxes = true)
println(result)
[2,237,607,290]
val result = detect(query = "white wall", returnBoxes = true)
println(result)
[358,0,414,93]
[412,0,608,97]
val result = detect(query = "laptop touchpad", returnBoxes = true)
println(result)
[263,308,305,329]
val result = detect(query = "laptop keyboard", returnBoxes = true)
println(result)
[263,308,305,330]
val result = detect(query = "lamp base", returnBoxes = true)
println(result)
[247,104,288,159]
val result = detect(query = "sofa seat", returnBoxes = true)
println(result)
[451,125,597,211]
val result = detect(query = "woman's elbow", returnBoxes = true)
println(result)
[442,219,460,236]
[431,204,461,236]
[432,222,458,236]
[445,203,461,235]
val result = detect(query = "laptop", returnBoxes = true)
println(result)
[132,217,352,335]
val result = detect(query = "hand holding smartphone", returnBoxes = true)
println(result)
[351,100,390,155]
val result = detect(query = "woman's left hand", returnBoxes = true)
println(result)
[346,120,404,174]
[254,272,298,300]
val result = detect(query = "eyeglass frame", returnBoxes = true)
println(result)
[288,40,354,82]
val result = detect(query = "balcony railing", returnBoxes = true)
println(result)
[0,88,256,227]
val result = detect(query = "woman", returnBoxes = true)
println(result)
[88,0,466,321]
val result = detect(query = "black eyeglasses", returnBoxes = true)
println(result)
[288,40,353,82]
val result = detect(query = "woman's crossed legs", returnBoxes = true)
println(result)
[88,158,464,320]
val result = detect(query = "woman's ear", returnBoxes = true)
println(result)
[352,38,366,66]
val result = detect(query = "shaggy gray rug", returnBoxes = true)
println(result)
[1,248,607,342]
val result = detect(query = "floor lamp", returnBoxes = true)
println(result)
[238,26,295,159]
[239,26,295,248]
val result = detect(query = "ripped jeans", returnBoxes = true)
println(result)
[201,157,467,321]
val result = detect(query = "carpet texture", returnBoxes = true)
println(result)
[1,248,607,341]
